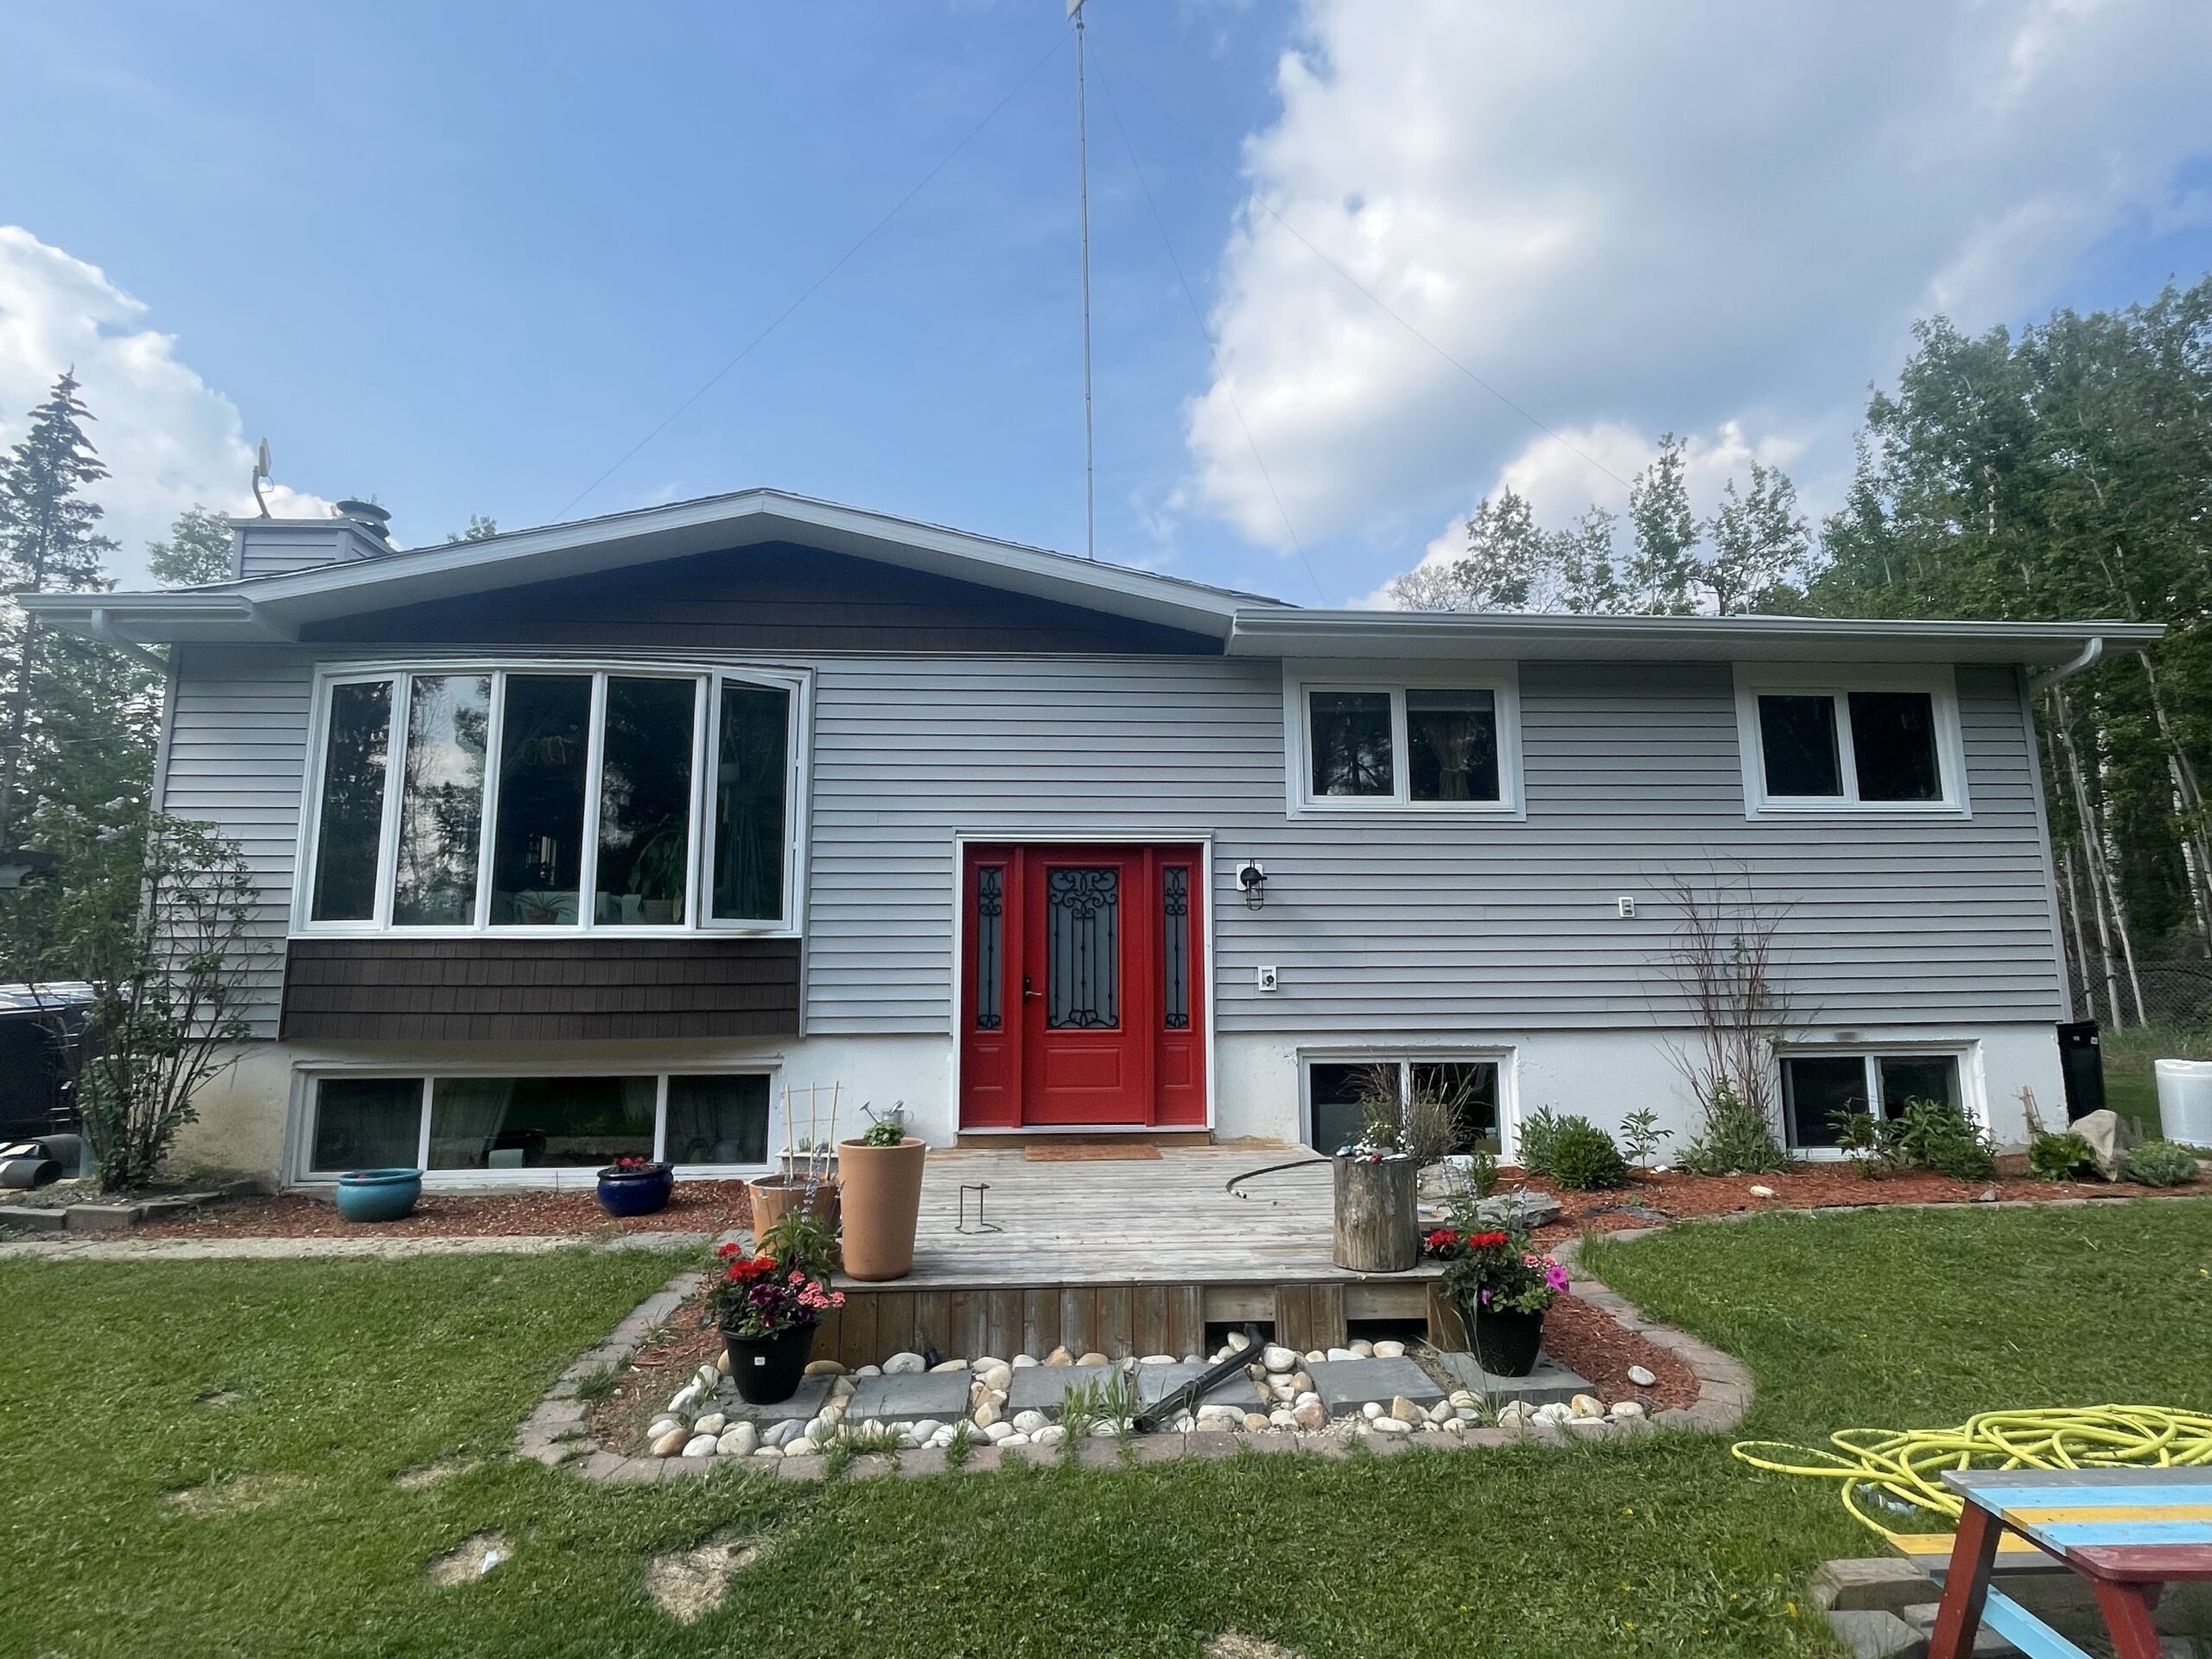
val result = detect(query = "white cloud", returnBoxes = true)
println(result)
[0,226,329,585]
[1191,0,2212,582]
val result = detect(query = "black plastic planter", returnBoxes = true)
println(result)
[1466,1304,1545,1377]
[721,1323,818,1405]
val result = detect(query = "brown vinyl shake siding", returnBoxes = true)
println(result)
[279,938,800,1042]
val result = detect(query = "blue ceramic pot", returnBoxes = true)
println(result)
[335,1166,422,1223]
[596,1163,674,1217]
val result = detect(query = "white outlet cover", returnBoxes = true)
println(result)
[1256,965,1280,991]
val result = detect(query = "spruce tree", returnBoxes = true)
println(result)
[0,371,151,849]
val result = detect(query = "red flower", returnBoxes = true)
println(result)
[715,1241,745,1259]
[1468,1230,1510,1249]
[1423,1228,1460,1252]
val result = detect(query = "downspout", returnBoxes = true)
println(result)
[2026,635,2104,696]
[84,609,171,675]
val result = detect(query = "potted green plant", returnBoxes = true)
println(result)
[626,817,687,925]
[836,1103,925,1281]
[1422,1208,1568,1376]
[708,1212,844,1404]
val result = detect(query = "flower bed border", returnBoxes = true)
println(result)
[518,1236,1756,1484]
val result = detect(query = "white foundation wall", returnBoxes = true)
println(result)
[183,1020,2065,1187]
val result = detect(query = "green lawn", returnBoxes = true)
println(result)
[3,1203,2207,1659]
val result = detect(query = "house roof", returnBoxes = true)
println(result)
[22,486,2164,667]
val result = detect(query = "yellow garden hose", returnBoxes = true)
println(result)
[1732,1407,2212,1537]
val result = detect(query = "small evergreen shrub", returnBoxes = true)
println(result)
[1516,1108,1567,1174]
[2122,1141,2202,1188]
[2026,1129,2095,1182]
[1675,1079,1789,1175]
[1548,1122,1630,1191]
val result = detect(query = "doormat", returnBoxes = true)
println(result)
[1023,1144,1163,1162]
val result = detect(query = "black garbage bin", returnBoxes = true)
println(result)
[2056,1020,2105,1122]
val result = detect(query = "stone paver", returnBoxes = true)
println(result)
[844,1371,973,1423]
[1306,1357,1444,1418]
[1431,1352,1592,1406]
[721,1377,834,1425]
[1006,1363,1119,1413]
[1135,1363,1266,1410]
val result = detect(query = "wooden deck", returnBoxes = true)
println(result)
[815,1146,1449,1366]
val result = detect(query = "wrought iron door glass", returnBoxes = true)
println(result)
[1046,867,1119,1028]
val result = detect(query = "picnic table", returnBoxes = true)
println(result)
[1930,1466,2212,1659]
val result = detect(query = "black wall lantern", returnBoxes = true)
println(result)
[1236,859,1268,909]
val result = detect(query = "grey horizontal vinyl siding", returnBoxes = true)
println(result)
[159,646,315,1036]
[159,643,2065,1041]
[804,658,2065,1035]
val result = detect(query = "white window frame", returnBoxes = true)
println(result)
[291,659,810,938]
[1732,664,1969,819]
[1282,662,1524,817]
[1774,1040,1985,1158]
[1298,1046,1518,1160]
[288,1061,788,1186]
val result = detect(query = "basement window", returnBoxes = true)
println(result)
[1734,669,1967,817]
[301,1071,775,1178]
[1779,1052,1965,1151]
[1304,1057,1501,1156]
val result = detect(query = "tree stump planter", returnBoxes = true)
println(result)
[836,1137,925,1281]
[1331,1154,1418,1272]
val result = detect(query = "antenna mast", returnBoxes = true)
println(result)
[1071,0,1096,560]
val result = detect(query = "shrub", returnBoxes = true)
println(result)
[1619,1107,1671,1169]
[2027,1130,2096,1182]
[1548,1122,1630,1191]
[1891,1097,1997,1182]
[1516,1108,1567,1174]
[2122,1141,2202,1188]
[1676,1079,1790,1175]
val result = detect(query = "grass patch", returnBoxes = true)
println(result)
[3,1202,2207,1656]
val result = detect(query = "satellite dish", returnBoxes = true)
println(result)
[251,437,273,517]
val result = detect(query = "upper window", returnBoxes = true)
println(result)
[301,666,804,933]
[1289,671,1521,813]
[1734,670,1966,817]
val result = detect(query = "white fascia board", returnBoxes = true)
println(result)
[1225,609,2165,668]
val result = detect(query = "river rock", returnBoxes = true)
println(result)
[682,1433,717,1458]
[648,1415,684,1440]
[1293,1401,1327,1430]
[669,1382,701,1413]
[1611,1401,1646,1420]
[1570,1394,1605,1420]
[1371,1340,1407,1359]
[1360,1401,1384,1421]
[1043,1346,1073,1366]
[973,1401,1001,1428]
[786,1437,817,1457]
[1303,1350,1327,1364]
[1012,1409,1048,1435]
[1369,1416,1412,1436]
[1349,1339,1375,1357]
[716,1422,758,1457]
[1532,1402,1574,1427]
[1261,1344,1299,1373]
[753,1444,782,1459]
[882,1351,925,1376]
[1011,1354,1038,1368]
[930,1358,969,1373]
[695,1363,720,1392]
[1000,1433,1031,1449]
[1244,1412,1273,1433]
[692,1412,727,1437]
[804,1358,845,1376]
[715,1349,732,1375]
[650,1427,690,1457]
[1077,1352,1108,1367]
[1326,1347,1357,1362]
[983,1421,1015,1442]
[1427,1401,1455,1424]
[908,1419,945,1443]
[855,1363,882,1377]
[1032,1424,1067,1447]
[977,1363,1013,1391]
[1496,1401,1535,1428]
[1389,1395,1424,1425]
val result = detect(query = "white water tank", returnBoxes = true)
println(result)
[2154,1059,2212,1147]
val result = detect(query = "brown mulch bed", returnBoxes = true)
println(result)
[134,1181,755,1240]
[1514,1160,2171,1247]
[589,1312,721,1452]
[1534,1292,1699,1413]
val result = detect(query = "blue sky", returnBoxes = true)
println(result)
[4,2,2210,601]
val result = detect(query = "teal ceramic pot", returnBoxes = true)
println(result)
[335,1167,422,1223]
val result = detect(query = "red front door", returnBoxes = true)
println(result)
[959,844,1205,1129]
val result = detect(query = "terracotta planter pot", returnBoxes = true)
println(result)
[747,1173,838,1239]
[836,1136,926,1281]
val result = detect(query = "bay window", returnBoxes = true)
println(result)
[301,664,803,932]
